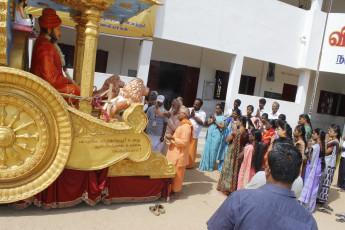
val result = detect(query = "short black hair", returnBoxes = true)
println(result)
[278,114,286,121]
[268,142,302,183]
[259,98,266,105]
[247,105,254,111]
[234,99,241,106]
[195,98,203,107]
[262,113,268,119]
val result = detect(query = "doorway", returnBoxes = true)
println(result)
[147,61,200,108]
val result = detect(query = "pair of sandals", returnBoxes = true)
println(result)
[318,205,333,214]
[336,212,345,223]
[149,204,165,216]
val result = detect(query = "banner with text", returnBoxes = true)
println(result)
[320,13,345,74]
[27,6,158,39]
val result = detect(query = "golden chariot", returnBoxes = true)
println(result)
[0,0,175,205]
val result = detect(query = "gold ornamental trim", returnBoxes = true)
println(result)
[108,151,175,179]
[66,103,151,170]
[0,0,8,66]
[0,67,72,203]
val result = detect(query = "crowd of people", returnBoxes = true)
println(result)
[143,92,345,224]
[201,98,345,213]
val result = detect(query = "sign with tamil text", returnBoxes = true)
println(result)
[320,13,345,74]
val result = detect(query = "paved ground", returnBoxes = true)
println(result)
[1,130,345,229]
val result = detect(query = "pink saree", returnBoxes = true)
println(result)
[237,144,256,190]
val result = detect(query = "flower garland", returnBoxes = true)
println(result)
[45,35,74,82]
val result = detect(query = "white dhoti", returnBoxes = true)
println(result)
[148,134,163,152]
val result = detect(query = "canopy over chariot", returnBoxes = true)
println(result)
[0,0,175,208]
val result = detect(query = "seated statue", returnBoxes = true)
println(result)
[30,8,80,100]
[14,0,31,26]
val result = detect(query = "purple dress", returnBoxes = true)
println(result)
[299,144,322,212]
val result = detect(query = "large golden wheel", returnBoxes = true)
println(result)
[0,67,72,203]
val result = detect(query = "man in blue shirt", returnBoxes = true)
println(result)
[207,142,318,230]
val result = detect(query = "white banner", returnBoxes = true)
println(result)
[320,13,345,74]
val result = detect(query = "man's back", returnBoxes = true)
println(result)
[207,184,317,230]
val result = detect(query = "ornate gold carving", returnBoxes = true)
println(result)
[0,0,8,66]
[108,151,175,179]
[0,67,72,204]
[66,103,151,170]
[79,7,103,114]
[10,0,15,21]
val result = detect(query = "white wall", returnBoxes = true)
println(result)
[155,0,307,68]
[58,26,140,77]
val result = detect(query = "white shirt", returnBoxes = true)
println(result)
[189,108,206,139]
[259,109,267,116]
[225,108,242,118]
[268,111,280,120]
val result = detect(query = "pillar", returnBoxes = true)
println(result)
[137,40,153,86]
[71,11,87,84]
[224,54,244,113]
[78,8,103,114]
[295,70,311,106]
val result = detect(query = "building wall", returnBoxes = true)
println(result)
[155,0,311,69]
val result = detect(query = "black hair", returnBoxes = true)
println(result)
[330,124,342,140]
[215,103,223,112]
[259,98,266,105]
[278,114,286,121]
[235,99,241,106]
[273,137,293,146]
[267,119,276,129]
[41,27,49,34]
[247,118,255,129]
[278,121,292,140]
[251,129,264,172]
[314,128,325,159]
[268,143,302,183]
[195,98,203,107]
[295,125,306,147]
[238,116,247,127]
[233,108,241,117]
[19,0,27,7]
[262,113,268,119]
[247,105,254,112]
[299,114,313,130]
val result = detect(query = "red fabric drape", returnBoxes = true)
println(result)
[10,168,169,210]
[103,176,169,204]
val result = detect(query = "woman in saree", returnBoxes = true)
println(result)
[237,129,264,189]
[217,116,247,196]
[261,119,276,168]
[299,114,313,145]
[199,104,226,171]
[217,109,240,171]
[317,124,341,207]
[299,128,324,212]
[294,125,307,176]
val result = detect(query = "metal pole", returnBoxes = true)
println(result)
[308,0,334,118]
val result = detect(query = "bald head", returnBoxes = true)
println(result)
[177,106,190,121]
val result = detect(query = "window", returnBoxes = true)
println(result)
[317,90,345,116]
[213,70,229,100]
[239,75,256,95]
